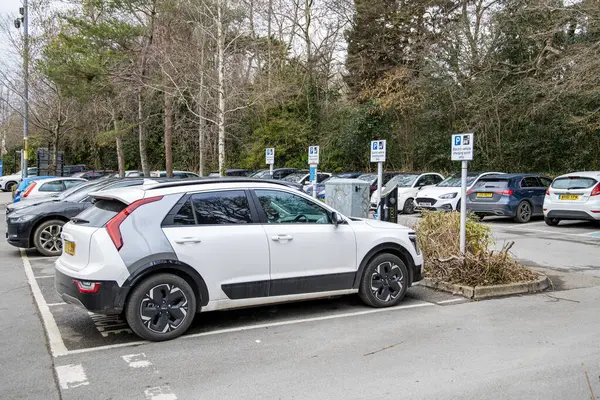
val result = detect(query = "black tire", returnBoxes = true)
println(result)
[513,201,532,223]
[455,200,461,212]
[5,181,17,192]
[33,219,65,256]
[359,253,409,308]
[402,198,415,214]
[544,217,560,226]
[125,273,197,341]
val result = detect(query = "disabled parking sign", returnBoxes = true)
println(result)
[370,140,386,163]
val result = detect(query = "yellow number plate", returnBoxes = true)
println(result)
[476,192,493,198]
[64,240,76,256]
[559,194,580,201]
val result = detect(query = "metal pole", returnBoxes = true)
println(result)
[312,165,317,198]
[269,163,273,178]
[459,160,468,255]
[377,161,383,220]
[22,0,29,178]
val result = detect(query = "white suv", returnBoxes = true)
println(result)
[543,171,600,226]
[55,179,423,341]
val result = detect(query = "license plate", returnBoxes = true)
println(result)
[559,194,580,201]
[419,202,432,207]
[64,240,76,256]
[476,192,493,198]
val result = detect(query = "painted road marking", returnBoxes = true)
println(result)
[47,302,67,307]
[122,353,152,368]
[35,275,54,279]
[144,386,177,400]
[56,364,89,389]
[20,249,68,357]
[60,302,435,356]
[491,225,600,238]
[437,298,465,304]
[586,231,600,238]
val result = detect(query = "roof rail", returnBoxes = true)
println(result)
[146,177,301,191]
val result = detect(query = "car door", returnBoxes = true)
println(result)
[532,177,551,215]
[162,190,271,301]
[519,177,539,212]
[251,188,357,297]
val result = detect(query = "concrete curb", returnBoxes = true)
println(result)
[420,273,550,300]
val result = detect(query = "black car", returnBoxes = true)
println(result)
[251,168,299,180]
[6,178,169,256]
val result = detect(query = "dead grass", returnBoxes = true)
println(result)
[416,211,537,287]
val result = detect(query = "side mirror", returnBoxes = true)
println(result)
[332,212,343,226]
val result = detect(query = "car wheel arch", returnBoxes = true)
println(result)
[122,260,210,311]
[29,215,70,247]
[353,243,415,289]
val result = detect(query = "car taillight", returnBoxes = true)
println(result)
[73,280,101,294]
[545,187,550,196]
[591,183,600,197]
[466,190,474,195]
[494,189,514,195]
[23,182,37,198]
[106,196,163,250]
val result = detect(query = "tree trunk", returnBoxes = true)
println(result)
[51,127,59,176]
[138,90,149,176]
[198,100,204,177]
[216,0,226,176]
[164,91,173,178]
[116,135,125,178]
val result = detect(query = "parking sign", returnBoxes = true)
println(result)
[370,140,386,163]
[451,133,474,161]
[265,148,275,165]
[308,146,319,164]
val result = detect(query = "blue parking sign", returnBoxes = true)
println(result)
[454,136,462,146]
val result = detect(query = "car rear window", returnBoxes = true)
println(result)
[72,199,126,226]
[473,179,509,189]
[552,177,597,190]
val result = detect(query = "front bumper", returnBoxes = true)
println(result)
[6,220,34,248]
[55,269,129,314]
[412,263,424,284]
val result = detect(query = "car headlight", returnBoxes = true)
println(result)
[439,192,458,199]
[13,214,35,223]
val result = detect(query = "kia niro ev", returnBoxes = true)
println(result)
[55,179,423,341]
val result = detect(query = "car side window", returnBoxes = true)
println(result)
[521,177,540,188]
[255,189,330,224]
[39,181,65,192]
[64,180,82,189]
[539,177,552,187]
[316,174,329,183]
[190,191,253,225]
[172,200,196,225]
[432,175,443,184]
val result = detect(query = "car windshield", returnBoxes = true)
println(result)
[281,173,306,182]
[385,174,420,188]
[358,174,376,183]
[552,177,597,190]
[252,170,271,178]
[473,179,509,189]
[437,173,478,187]
[61,180,112,202]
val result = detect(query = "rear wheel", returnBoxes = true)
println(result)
[514,201,532,223]
[33,219,65,256]
[402,198,415,214]
[4,181,17,192]
[544,217,560,226]
[359,253,408,308]
[125,273,196,341]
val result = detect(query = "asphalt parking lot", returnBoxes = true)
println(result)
[3,198,600,399]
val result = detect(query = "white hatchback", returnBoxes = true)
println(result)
[55,179,424,341]
[543,171,600,225]
[20,177,87,201]
[370,173,444,213]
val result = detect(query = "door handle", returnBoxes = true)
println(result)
[271,235,293,242]
[175,237,202,244]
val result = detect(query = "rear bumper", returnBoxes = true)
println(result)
[467,202,515,217]
[545,210,600,221]
[55,269,129,314]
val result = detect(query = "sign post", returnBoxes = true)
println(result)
[265,148,275,177]
[451,133,474,256]
[308,146,319,198]
[370,140,386,220]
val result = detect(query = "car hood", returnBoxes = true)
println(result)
[7,197,57,212]
[418,186,461,199]
[10,200,78,218]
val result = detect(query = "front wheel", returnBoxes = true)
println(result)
[33,219,65,256]
[359,253,408,308]
[402,198,415,214]
[125,273,197,341]
[544,217,560,226]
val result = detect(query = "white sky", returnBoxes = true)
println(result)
[0,0,23,60]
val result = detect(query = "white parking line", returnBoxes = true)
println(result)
[35,275,54,279]
[55,364,89,389]
[122,353,153,368]
[144,386,177,400]
[491,225,599,238]
[60,301,435,356]
[47,302,67,307]
[437,298,465,304]
[20,249,68,357]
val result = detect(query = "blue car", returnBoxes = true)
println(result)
[304,172,363,199]
[466,173,552,223]
[13,176,55,203]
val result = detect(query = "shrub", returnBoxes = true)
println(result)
[417,211,537,286]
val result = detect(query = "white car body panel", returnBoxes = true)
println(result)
[22,177,87,201]
[543,171,600,221]
[370,173,444,211]
[0,172,22,190]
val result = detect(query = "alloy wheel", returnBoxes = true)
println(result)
[370,261,404,302]
[140,284,189,333]
[518,202,531,222]
[39,224,63,253]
